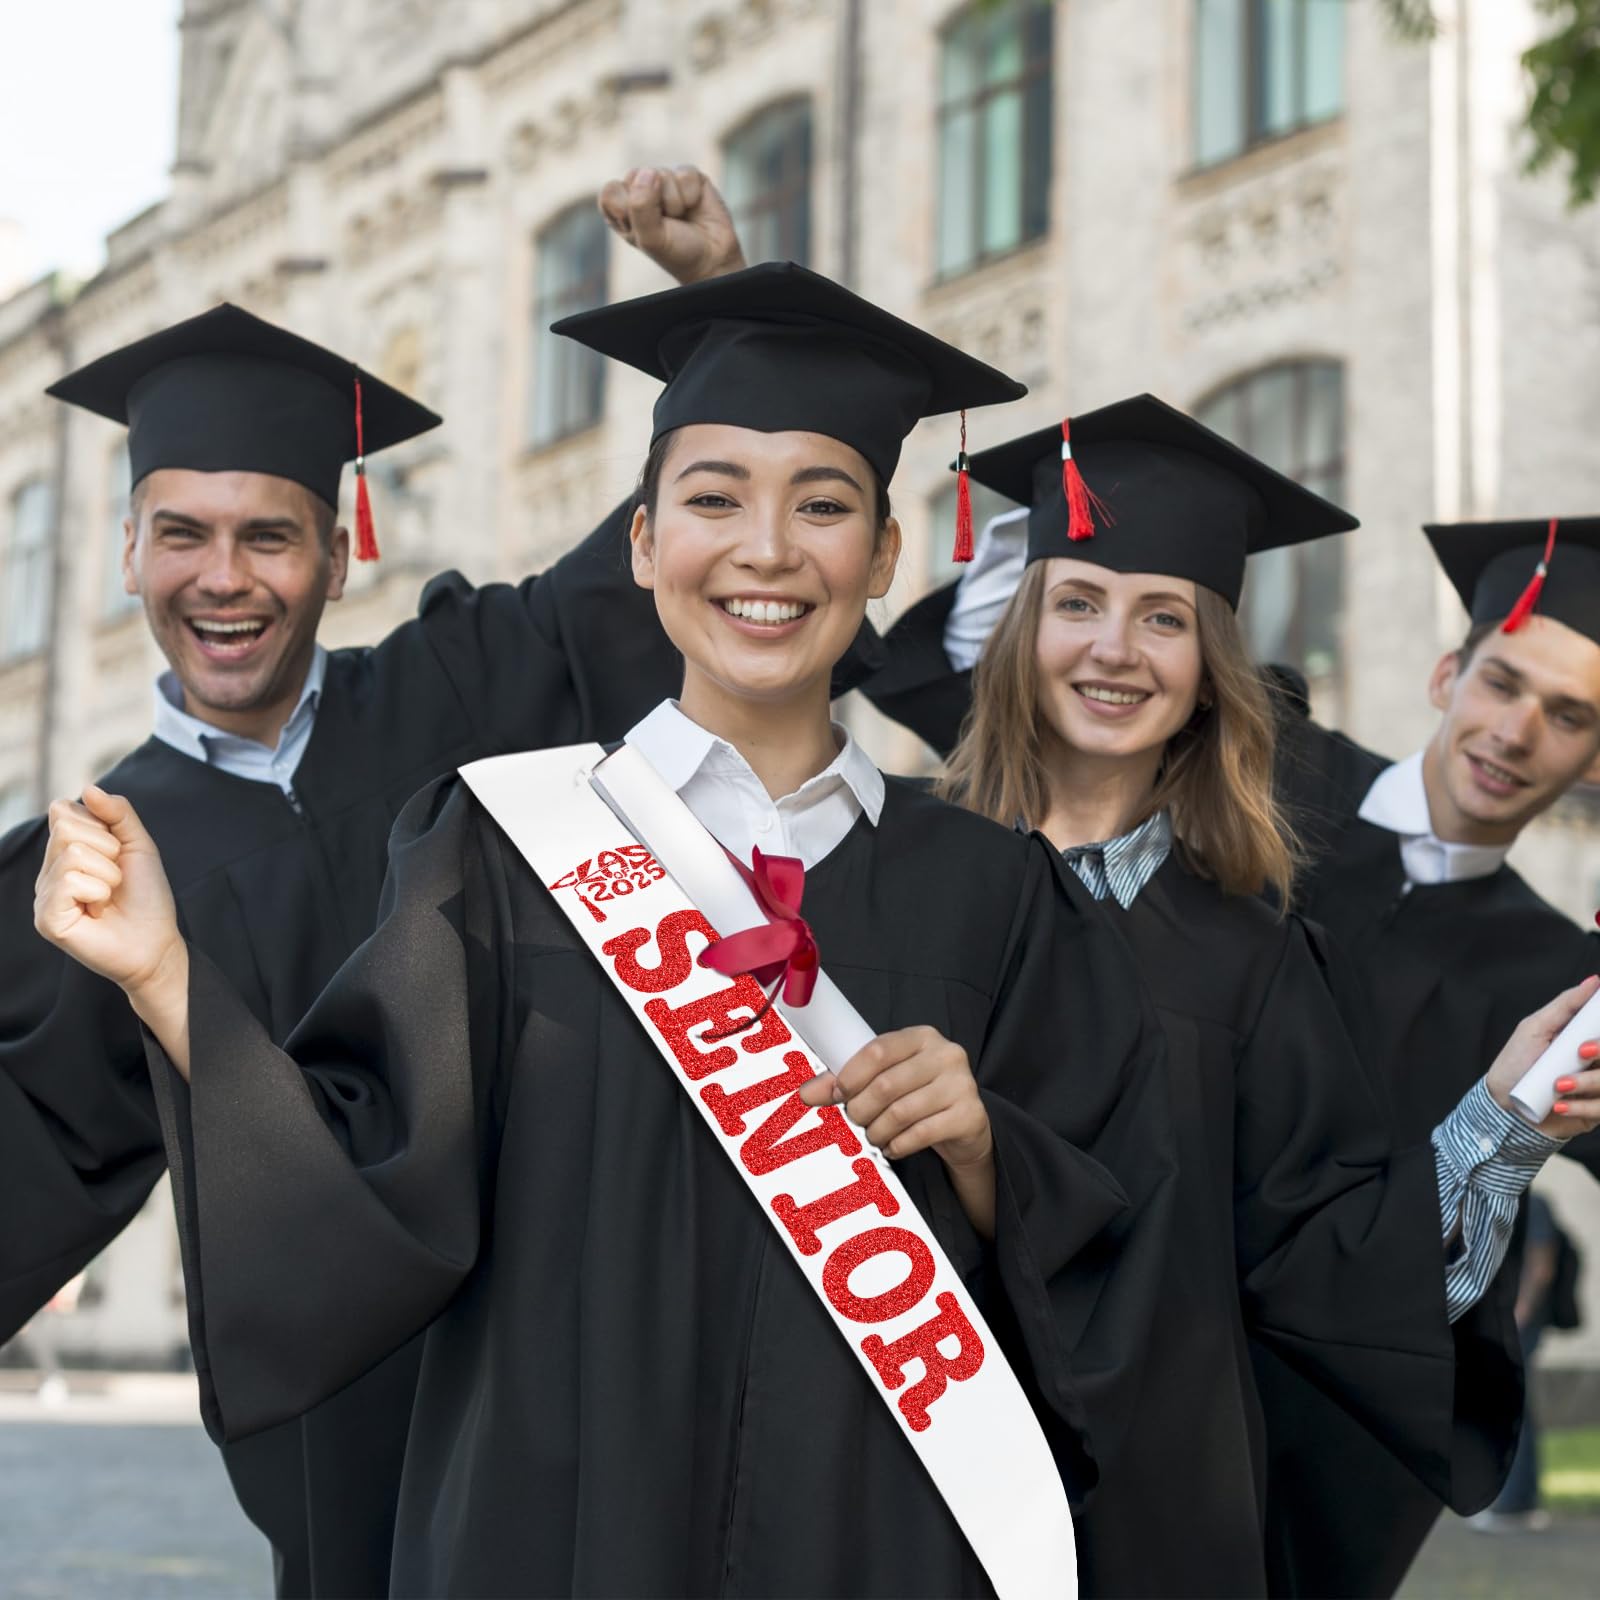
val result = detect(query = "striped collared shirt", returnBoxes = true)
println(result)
[1050,805,1555,1324]
[1058,809,1173,909]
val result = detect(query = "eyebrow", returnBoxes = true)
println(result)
[1480,655,1598,717]
[150,509,304,534]
[672,460,865,494]
[1048,577,1194,609]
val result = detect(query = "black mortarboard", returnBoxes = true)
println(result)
[963,393,1359,608]
[552,261,1025,489]
[1425,517,1600,644]
[47,304,441,559]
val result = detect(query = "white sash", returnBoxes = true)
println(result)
[461,743,1077,1600]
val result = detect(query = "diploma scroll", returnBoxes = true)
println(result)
[1508,987,1600,1124]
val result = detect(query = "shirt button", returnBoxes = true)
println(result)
[1477,1136,1495,1157]
[757,813,776,833]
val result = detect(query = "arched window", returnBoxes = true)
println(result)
[724,98,813,267]
[1194,0,1345,168]
[1195,361,1346,694]
[529,204,609,447]
[936,0,1054,278]
[2,478,55,661]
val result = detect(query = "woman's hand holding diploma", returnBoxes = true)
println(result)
[34,785,191,1077]
[800,1027,996,1238]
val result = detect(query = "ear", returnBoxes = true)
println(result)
[120,516,139,595]
[325,524,351,603]
[867,515,902,601]
[629,503,656,590]
[1428,648,1462,713]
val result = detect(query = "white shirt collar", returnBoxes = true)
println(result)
[151,646,328,788]
[1357,751,1511,886]
[625,699,885,870]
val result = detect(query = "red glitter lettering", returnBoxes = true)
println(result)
[646,978,792,1081]
[700,1050,815,1134]
[737,1092,861,1177]
[822,1227,937,1325]
[860,1292,986,1433]
[772,1157,899,1255]
[603,910,716,994]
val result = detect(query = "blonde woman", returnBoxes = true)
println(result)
[929,395,1600,1598]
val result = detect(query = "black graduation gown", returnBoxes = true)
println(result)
[147,773,1176,1598]
[0,502,720,1597]
[857,610,1535,1593]
[1060,857,1484,1599]
[1252,712,1599,1598]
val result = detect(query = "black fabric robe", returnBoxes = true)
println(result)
[1072,857,1513,1598]
[0,502,738,1596]
[148,773,1176,1598]
[1251,712,1600,1598]
[856,601,1534,1593]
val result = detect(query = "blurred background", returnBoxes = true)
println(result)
[5,1,1600,1594]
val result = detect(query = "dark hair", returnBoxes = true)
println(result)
[129,475,338,550]
[1456,617,1498,667]
[634,427,893,535]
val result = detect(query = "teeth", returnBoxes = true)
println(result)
[1476,758,1519,784]
[1078,685,1148,705]
[192,620,266,635]
[722,598,807,624]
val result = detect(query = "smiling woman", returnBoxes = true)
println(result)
[33,263,1184,1597]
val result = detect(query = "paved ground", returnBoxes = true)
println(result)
[1401,1509,1600,1599]
[0,1373,270,1600]
[6,1370,1600,1599]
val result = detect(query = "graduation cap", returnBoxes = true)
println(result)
[1424,518,1600,644]
[47,304,442,561]
[552,260,1025,533]
[962,394,1360,608]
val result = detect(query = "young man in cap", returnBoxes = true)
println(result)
[1,166,762,1598]
[863,504,1600,1596]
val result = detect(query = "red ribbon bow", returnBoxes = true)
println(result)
[698,848,820,1013]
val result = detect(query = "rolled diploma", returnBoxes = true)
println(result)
[1509,986,1600,1123]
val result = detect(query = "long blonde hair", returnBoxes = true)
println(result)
[938,561,1298,902]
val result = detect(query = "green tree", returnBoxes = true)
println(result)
[1379,0,1600,207]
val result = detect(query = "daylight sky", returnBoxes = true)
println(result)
[0,0,183,287]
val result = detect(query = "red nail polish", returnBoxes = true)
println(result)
[1582,1043,1600,1060]
[1555,1102,1571,1116]
[1556,1079,1577,1093]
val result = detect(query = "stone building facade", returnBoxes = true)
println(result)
[6,0,1600,1362]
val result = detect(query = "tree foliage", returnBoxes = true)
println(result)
[1523,0,1600,206]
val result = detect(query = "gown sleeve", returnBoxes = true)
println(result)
[927,840,1178,1503]
[0,817,165,1338]
[148,776,512,1442]
[1237,915,1519,1512]
[856,580,972,760]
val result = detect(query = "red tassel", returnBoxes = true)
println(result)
[1061,418,1109,542]
[953,409,975,563]
[353,374,379,563]
[1502,517,1559,633]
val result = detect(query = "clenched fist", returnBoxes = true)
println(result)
[34,785,190,1068]
[598,165,748,285]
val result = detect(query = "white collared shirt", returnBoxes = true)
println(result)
[1357,751,1510,887]
[150,646,328,799]
[625,699,885,870]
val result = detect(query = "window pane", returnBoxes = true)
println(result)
[530,207,607,445]
[1304,0,1345,122]
[983,5,1024,87]
[1258,0,1298,137]
[938,105,979,274]
[1242,365,1296,474]
[1240,544,1298,664]
[941,11,982,102]
[3,480,54,659]
[982,87,1025,256]
[1302,362,1344,483]
[726,100,812,268]
[1022,68,1053,243]
[1195,0,1244,165]
[103,449,136,618]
